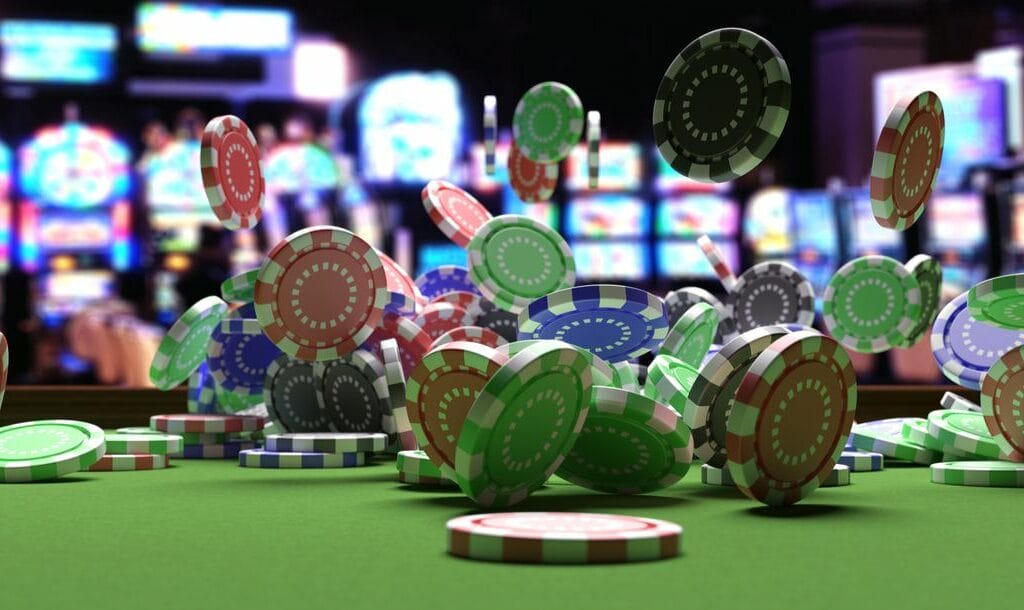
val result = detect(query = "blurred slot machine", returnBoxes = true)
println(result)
[565,143,649,283]
[17,121,133,330]
[0,140,12,276]
[838,189,905,260]
[922,192,990,297]
[1005,186,1024,274]
[263,141,339,247]
[653,148,738,294]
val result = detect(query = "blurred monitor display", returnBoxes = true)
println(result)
[135,4,293,55]
[565,195,648,238]
[18,123,131,208]
[149,210,215,253]
[926,192,986,248]
[654,147,731,193]
[142,140,211,212]
[656,240,740,279]
[416,243,467,277]
[468,141,509,192]
[38,212,113,250]
[503,190,559,230]
[791,191,838,253]
[359,71,462,184]
[565,143,642,191]
[744,187,792,255]
[265,143,339,194]
[39,270,115,321]
[656,194,740,238]
[572,241,649,280]
[844,191,903,254]
[1,20,117,84]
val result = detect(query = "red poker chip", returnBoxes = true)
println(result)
[254,226,389,362]
[430,325,508,350]
[422,180,492,247]
[507,142,558,203]
[150,413,265,434]
[414,303,475,341]
[200,115,266,230]
[361,311,434,377]
[377,250,424,314]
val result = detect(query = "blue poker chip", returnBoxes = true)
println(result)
[930,291,1024,390]
[238,448,366,469]
[207,322,282,397]
[414,265,481,300]
[187,361,219,414]
[839,450,884,472]
[517,284,669,362]
[178,441,258,459]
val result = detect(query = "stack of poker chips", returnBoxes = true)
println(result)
[146,414,265,459]
[238,433,387,469]
[92,428,183,471]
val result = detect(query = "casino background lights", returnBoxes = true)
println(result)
[0,1,1022,385]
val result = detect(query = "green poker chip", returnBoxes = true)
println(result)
[653,28,791,183]
[968,273,1024,330]
[930,461,1024,487]
[454,342,593,508]
[149,296,229,390]
[658,302,719,368]
[498,340,616,387]
[822,255,921,353]
[927,410,1005,460]
[395,449,456,487]
[557,386,694,494]
[512,81,584,164]
[643,354,699,415]
[0,420,106,483]
[220,268,259,303]
[850,418,941,464]
[902,254,943,345]
[610,360,641,392]
[820,464,851,487]
[467,214,575,314]
[104,432,182,456]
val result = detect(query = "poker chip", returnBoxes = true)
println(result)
[206,319,281,397]
[900,417,946,454]
[200,115,265,230]
[254,226,389,362]
[497,340,617,388]
[507,141,558,202]
[431,326,508,350]
[407,342,509,479]
[0,420,106,483]
[238,448,366,469]
[361,311,434,377]
[413,302,475,341]
[149,296,229,390]
[870,91,944,231]
[941,391,981,412]
[664,286,736,343]
[214,384,264,414]
[839,450,884,472]
[653,28,790,183]
[262,355,330,432]
[610,360,641,392]
[314,350,389,433]
[930,291,1024,390]
[396,449,455,486]
[930,461,1024,487]
[927,410,1017,461]
[104,432,182,456]
[902,254,943,345]
[265,432,387,454]
[187,362,218,414]
[968,273,1024,330]
[684,326,789,467]
[820,464,851,488]
[644,355,700,415]
[220,268,259,303]
[518,284,668,363]
[483,95,497,175]
[88,453,169,472]
[457,342,593,507]
[422,180,492,248]
[114,427,162,435]
[150,413,264,435]
[823,255,922,353]
[219,318,262,335]
[981,346,1024,457]
[701,464,735,486]
[414,266,481,300]
[428,291,483,319]
[380,338,416,451]
[659,302,719,368]
[177,432,237,445]
[557,386,692,495]
[697,235,738,291]
[178,441,258,459]
[473,299,519,342]
[377,250,423,314]
[468,214,575,313]
[726,331,857,505]
[724,261,815,332]
[512,81,584,164]
[446,512,682,564]
[850,418,941,464]
[587,110,600,188]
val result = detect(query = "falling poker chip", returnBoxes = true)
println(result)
[724,261,815,333]
[930,291,1024,390]
[512,81,584,164]
[823,255,921,353]
[968,273,1024,330]
[902,254,943,346]
[200,114,266,230]
[664,286,736,344]
[653,28,791,183]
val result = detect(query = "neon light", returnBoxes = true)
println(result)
[111,200,131,270]
[293,41,348,101]
[136,4,293,55]
[19,202,39,272]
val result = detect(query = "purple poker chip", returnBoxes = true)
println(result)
[207,321,282,396]
[931,291,1024,390]
[414,266,481,300]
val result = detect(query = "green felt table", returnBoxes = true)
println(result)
[3,455,1021,610]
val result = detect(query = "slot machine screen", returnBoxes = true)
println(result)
[653,147,730,193]
[656,240,740,280]
[38,212,113,251]
[39,270,115,323]
[416,243,466,277]
[565,195,647,238]
[926,192,987,292]
[743,188,791,256]
[656,194,740,238]
[844,191,904,257]
[503,187,559,229]
[1,20,117,84]
[790,191,839,296]
[565,143,642,191]
[571,241,649,281]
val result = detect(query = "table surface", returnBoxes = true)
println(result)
[3,456,1020,610]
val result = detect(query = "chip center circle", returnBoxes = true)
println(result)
[220,131,259,209]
